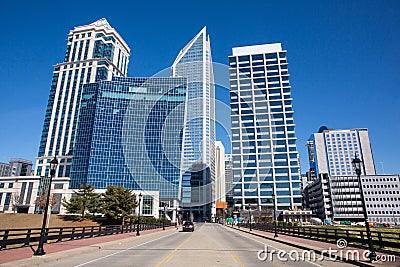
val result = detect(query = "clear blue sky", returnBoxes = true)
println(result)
[0,1,399,174]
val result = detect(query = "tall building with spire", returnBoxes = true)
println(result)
[172,27,216,218]
[35,19,130,178]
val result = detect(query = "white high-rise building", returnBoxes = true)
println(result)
[305,127,377,220]
[307,127,376,177]
[35,19,130,177]
[172,27,216,215]
[229,43,302,211]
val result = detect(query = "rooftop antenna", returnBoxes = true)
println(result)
[380,162,385,174]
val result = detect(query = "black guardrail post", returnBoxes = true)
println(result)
[25,229,32,246]
[377,232,383,248]
[57,228,63,242]
[70,227,75,240]
[1,230,9,250]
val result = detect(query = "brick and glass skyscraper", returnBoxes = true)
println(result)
[35,19,130,177]
[229,43,302,211]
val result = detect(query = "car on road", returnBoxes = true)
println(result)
[182,221,195,232]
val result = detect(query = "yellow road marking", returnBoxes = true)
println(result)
[155,235,192,266]
[231,253,245,267]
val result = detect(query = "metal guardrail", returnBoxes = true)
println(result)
[0,223,173,250]
[239,223,400,251]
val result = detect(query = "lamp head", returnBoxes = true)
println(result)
[352,154,362,176]
[49,156,58,176]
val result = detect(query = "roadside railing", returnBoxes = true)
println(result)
[0,223,173,250]
[238,223,400,252]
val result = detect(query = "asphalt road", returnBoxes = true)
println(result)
[34,223,356,267]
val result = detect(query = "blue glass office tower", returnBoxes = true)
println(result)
[229,44,302,211]
[171,27,216,214]
[36,19,130,178]
[70,76,187,200]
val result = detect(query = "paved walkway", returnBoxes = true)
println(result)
[0,225,177,265]
[229,224,399,267]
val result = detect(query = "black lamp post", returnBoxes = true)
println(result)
[34,156,58,256]
[352,154,377,262]
[176,207,178,230]
[162,203,166,230]
[136,192,142,236]
[272,191,278,238]
[248,204,252,231]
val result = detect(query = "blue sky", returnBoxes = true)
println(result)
[0,1,399,174]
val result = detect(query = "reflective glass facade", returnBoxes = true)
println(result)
[70,77,187,200]
[36,19,130,177]
[229,44,302,210]
[171,27,215,203]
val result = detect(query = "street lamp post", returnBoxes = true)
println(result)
[248,204,252,231]
[352,154,377,262]
[272,191,278,238]
[176,207,178,230]
[34,156,58,256]
[136,193,142,236]
[162,203,166,230]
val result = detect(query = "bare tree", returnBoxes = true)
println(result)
[11,193,20,213]
[35,193,57,211]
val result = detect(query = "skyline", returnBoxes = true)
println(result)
[1,1,399,174]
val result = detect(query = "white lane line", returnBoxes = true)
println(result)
[224,226,323,267]
[74,231,177,267]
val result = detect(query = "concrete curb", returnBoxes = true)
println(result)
[229,226,376,267]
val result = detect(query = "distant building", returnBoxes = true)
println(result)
[229,43,302,211]
[304,127,376,220]
[0,162,11,177]
[224,154,234,207]
[281,209,313,224]
[307,127,375,177]
[9,158,33,176]
[213,141,226,219]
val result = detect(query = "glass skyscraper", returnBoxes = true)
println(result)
[229,43,302,211]
[36,19,130,178]
[171,27,216,210]
[70,76,187,200]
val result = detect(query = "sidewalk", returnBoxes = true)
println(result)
[0,225,177,266]
[229,225,399,267]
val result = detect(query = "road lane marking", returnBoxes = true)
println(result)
[155,234,192,266]
[231,253,245,267]
[223,226,323,267]
[74,231,177,267]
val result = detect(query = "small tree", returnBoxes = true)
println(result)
[35,192,57,212]
[12,193,20,213]
[100,185,137,224]
[62,184,99,217]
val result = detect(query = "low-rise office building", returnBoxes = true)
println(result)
[0,176,160,218]
[0,176,70,214]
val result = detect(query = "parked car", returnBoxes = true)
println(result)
[182,221,195,232]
